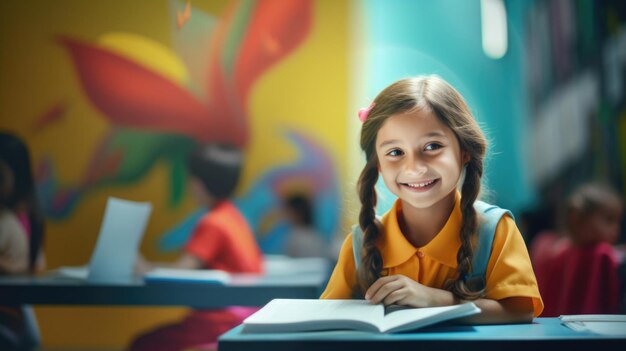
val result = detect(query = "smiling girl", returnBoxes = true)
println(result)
[321,76,543,323]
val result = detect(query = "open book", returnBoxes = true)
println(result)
[242,299,480,334]
[144,268,230,284]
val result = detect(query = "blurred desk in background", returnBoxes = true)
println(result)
[0,256,332,308]
[0,272,328,308]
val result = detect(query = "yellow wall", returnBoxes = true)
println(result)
[0,0,348,348]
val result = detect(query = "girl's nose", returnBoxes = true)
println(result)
[404,154,427,175]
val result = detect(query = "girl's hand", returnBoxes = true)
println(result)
[364,274,437,307]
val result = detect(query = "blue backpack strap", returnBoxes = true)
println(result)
[352,216,381,269]
[465,200,514,291]
[352,224,364,269]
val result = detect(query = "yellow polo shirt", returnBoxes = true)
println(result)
[321,194,544,317]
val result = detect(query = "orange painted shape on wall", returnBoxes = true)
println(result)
[59,36,247,146]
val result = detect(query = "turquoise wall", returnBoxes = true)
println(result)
[362,0,535,213]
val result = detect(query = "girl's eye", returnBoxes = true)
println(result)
[387,149,403,157]
[424,143,442,151]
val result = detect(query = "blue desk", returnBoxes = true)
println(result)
[218,318,626,351]
[0,272,328,308]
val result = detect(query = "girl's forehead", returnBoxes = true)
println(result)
[376,110,453,141]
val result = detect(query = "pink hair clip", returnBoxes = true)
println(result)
[358,102,376,123]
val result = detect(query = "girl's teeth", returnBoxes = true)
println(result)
[406,179,435,188]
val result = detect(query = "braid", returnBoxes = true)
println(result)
[448,160,484,299]
[355,160,383,297]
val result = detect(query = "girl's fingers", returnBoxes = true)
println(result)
[367,277,402,304]
[382,289,406,306]
[364,275,395,300]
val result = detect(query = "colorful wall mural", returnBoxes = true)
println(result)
[0,0,348,348]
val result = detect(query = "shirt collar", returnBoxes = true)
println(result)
[379,192,462,268]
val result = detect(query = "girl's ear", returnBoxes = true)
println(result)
[461,150,471,165]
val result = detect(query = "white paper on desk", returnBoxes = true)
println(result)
[56,265,88,279]
[562,321,626,336]
[560,315,626,336]
[560,315,626,322]
[87,197,152,283]
[144,268,230,284]
[263,255,330,276]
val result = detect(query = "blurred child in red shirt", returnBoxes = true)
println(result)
[130,143,263,351]
[537,183,623,316]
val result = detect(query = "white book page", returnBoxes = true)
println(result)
[380,303,479,333]
[244,299,384,330]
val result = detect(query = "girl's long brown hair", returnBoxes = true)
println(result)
[0,132,45,273]
[355,76,487,300]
